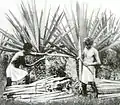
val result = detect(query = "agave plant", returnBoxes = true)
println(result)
[0,0,66,53]
[51,2,120,82]
[0,0,72,79]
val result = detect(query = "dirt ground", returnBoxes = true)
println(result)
[1,95,120,105]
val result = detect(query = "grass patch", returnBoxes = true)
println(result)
[1,95,120,105]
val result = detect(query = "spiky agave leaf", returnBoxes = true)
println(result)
[92,14,120,52]
[61,2,88,58]
[57,2,120,81]
[20,1,38,50]
[0,1,64,54]
[44,7,64,46]
[0,34,8,54]
[50,2,88,80]
[6,12,31,44]
[0,28,23,46]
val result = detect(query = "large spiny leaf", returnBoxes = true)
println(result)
[32,0,39,51]
[0,1,64,53]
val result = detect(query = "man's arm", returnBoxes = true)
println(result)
[29,52,47,56]
[25,56,46,67]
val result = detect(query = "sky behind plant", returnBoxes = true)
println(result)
[0,0,120,33]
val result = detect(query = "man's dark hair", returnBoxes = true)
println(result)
[84,37,93,45]
[23,42,32,51]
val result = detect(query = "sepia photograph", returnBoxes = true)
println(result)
[0,0,120,105]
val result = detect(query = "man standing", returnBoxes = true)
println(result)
[81,37,101,98]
